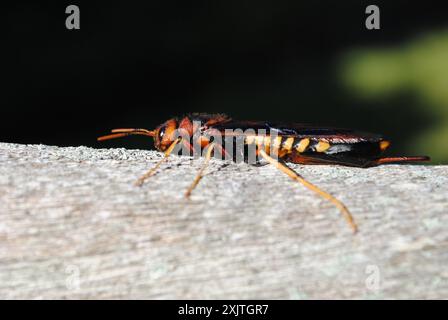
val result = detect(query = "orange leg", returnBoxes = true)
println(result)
[135,139,181,186]
[375,156,430,165]
[258,149,358,233]
[185,143,216,198]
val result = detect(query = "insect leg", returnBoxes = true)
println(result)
[185,142,216,198]
[258,149,358,233]
[135,138,181,187]
[373,156,430,166]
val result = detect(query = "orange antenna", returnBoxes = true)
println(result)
[97,128,155,141]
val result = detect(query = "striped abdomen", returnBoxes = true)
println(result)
[245,135,389,158]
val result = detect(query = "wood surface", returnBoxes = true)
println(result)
[0,142,447,299]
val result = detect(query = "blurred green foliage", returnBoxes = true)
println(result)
[340,30,448,163]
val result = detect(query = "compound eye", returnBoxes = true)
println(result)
[158,126,166,140]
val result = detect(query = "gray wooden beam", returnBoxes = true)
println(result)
[0,143,447,299]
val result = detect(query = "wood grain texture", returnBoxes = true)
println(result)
[0,142,447,299]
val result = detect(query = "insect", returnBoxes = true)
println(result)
[98,113,430,233]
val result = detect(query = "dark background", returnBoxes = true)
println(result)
[3,1,448,162]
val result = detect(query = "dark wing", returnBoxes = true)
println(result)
[210,120,384,143]
[286,151,430,168]
[286,152,377,167]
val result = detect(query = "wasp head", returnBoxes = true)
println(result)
[153,119,179,151]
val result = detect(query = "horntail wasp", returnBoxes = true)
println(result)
[98,113,430,234]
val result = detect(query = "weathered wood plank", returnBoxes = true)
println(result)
[0,142,447,299]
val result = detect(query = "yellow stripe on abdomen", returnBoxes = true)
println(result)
[315,140,330,152]
[295,138,310,153]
